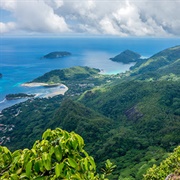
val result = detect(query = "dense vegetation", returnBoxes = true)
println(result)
[0,128,116,179]
[110,50,141,63]
[0,45,180,179]
[31,66,100,84]
[5,93,35,100]
[43,51,71,59]
[144,146,180,180]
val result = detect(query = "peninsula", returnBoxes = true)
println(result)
[5,93,35,100]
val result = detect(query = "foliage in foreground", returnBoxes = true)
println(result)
[0,128,115,180]
[144,146,180,180]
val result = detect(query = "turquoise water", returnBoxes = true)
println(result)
[0,37,180,110]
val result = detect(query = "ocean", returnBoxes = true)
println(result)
[0,37,180,111]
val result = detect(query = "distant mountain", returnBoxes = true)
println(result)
[43,51,71,59]
[110,50,141,63]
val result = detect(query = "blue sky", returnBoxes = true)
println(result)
[0,0,180,37]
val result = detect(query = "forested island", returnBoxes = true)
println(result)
[0,46,180,179]
[43,51,71,59]
[110,49,141,63]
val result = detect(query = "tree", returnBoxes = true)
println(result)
[0,128,115,179]
[143,146,180,180]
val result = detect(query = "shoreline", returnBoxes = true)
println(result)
[21,82,61,87]
[0,83,68,112]
[21,82,68,98]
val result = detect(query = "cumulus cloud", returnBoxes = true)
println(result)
[0,22,16,33]
[0,0,180,36]
[15,0,70,33]
[0,0,70,34]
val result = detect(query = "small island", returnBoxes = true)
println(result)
[110,50,141,64]
[0,73,2,78]
[6,93,35,100]
[43,51,71,59]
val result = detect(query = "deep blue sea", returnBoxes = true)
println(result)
[0,37,180,111]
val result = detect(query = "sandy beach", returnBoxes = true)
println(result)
[21,82,53,87]
[21,83,68,98]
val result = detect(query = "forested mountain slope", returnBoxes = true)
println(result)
[0,45,179,179]
[131,45,180,80]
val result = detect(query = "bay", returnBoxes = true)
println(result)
[0,37,180,111]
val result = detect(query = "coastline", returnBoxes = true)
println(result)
[21,82,57,87]
[21,82,68,98]
[0,83,68,112]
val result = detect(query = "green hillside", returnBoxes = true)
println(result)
[131,45,180,79]
[0,45,179,179]
[31,66,100,84]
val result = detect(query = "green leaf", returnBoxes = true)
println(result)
[16,168,22,175]
[24,152,31,165]
[55,163,64,177]
[25,161,32,178]
[42,129,51,140]
[75,134,84,148]
[12,150,21,157]
[89,157,96,170]
[19,173,27,179]
[42,153,51,171]
[34,161,40,173]
[38,159,45,172]
[71,138,78,150]
[3,147,10,154]
[42,152,48,161]
[54,146,62,162]
[49,146,54,156]
[10,174,18,180]
[84,157,89,171]
[34,177,46,180]
[70,173,82,179]
[68,157,77,168]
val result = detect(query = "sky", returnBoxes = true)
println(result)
[0,0,180,37]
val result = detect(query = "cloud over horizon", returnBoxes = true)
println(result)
[0,0,180,37]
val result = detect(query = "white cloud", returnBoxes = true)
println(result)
[0,22,16,33]
[100,16,122,35]
[0,0,180,36]
[44,0,64,9]
[14,0,70,33]
[0,0,16,11]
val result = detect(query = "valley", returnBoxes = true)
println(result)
[0,46,180,179]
